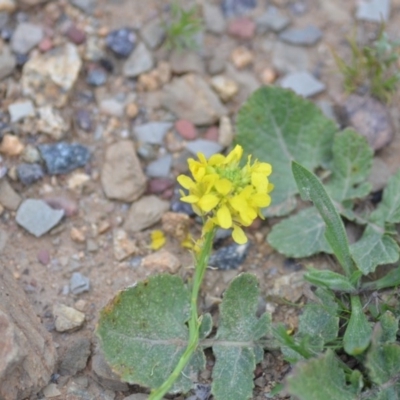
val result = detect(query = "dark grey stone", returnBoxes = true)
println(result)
[38,142,90,175]
[17,163,44,185]
[209,242,250,270]
[222,0,257,17]
[106,28,136,58]
[59,337,91,376]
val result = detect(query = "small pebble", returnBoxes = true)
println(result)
[0,134,24,156]
[66,24,86,45]
[231,46,253,69]
[8,100,35,122]
[222,0,257,17]
[125,102,139,119]
[106,28,136,58]
[70,227,86,243]
[70,272,90,295]
[75,109,92,132]
[147,178,174,195]
[145,154,172,178]
[228,17,256,39]
[209,242,250,270]
[86,67,107,86]
[16,199,64,237]
[17,163,44,185]
[44,196,78,217]
[204,126,219,142]
[186,139,223,158]
[53,303,85,332]
[175,119,197,140]
[38,142,90,175]
[37,248,50,265]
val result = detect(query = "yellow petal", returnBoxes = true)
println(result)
[177,175,194,190]
[251,172,268,192]
[197,152,207,164]
[217,205,232,229]
[252,162,272,176]
[267,182,274,193]
[150,230,166,250]
[215,178,232,196]
[229,195,247,211]
[181,195,199,203]
[232,225,247,244]
[252,193,271,207]
[225,145,243,164]
[198,194,219,212]
[209,154,225,166]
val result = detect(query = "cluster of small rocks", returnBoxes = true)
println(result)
[0,0,397,398]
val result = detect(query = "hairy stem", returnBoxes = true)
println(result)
[149,229,215,400]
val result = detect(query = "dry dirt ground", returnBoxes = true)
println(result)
[2,0,400,399]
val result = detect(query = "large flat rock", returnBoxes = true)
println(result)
[0,265,57,400]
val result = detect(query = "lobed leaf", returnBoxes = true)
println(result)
[350,225,399,275]
[292,161,355,276]
[366,323,400,387]
[370,169,400,225]
[96,274,204,393]
[267,207,332,258]
[325,129,373,202]
[287,350,357,400]
[235,86,337,216]
[212,273,270,400]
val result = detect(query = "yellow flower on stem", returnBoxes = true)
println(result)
[177,144,273,245]
[150,146,273,400]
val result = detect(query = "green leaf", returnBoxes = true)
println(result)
[199,313,212,340]
[371,169,400,224]
[350,225,399,275]
[267,207,332,258]
[343,295,372,356]
[304,268,357,292]
[325,129,373,202]
[362,267,400,291]
[379,311,399,343]
[292,161,355,275]
[235,86,337,216]
[212,273,270,400]
[287,350,357,400]
[366,323,400,386]
[272,324,314,363]
[298,302,339,344]
[96,274,204,393]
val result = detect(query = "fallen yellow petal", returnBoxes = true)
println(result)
[150,230,166,250]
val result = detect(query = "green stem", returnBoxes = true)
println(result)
[149,229,216,400]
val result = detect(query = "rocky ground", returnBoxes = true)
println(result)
[1,0,400,399]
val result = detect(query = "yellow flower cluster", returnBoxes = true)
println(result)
[177,145,273,244]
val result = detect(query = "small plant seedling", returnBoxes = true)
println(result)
[164,2,202,51]
[275,162,400,400]
[332,26,400,102]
